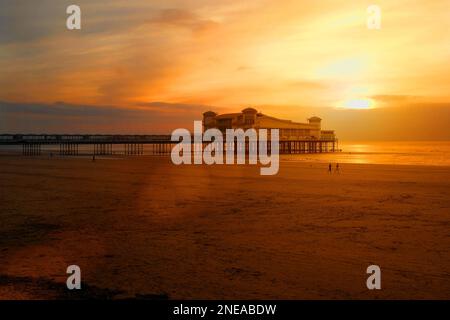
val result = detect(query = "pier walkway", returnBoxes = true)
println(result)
[0,134,338,156]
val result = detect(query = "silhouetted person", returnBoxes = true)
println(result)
[328,163,332,173]
[92,154,96,162]
[336,163,340,173]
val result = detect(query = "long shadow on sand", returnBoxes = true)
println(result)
[0,274,168,300]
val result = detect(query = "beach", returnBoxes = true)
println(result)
[0,155,450,299]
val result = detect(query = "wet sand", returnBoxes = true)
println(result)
[0,155,449,299]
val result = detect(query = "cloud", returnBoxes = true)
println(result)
[0,0,449,138]
[135,101,220,113]
[2,100,450,140]
[149,8,220,33]
[0,0,64,44]
[371,95,415,103]
[0,100,212,134]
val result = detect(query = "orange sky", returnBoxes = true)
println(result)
[0,0,449,138]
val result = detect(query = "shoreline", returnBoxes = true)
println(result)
[1,153,450,169]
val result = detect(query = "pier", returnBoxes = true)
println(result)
[0,134,338,156]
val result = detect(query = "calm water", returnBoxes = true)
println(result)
[282,141,450,166]
[1,141,450,167]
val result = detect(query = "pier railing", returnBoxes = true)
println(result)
[0,134,172,144]
[0,134,338,156]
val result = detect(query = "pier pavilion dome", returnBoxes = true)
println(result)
[241,107,258,114]
[308,116,322,122]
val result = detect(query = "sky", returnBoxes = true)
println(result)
[0,0,449,139]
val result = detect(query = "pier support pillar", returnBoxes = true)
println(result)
[23,143,41,156]
[125,143,144,155]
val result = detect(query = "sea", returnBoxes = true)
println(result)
[281,141,450,166]
[1,141,449,167]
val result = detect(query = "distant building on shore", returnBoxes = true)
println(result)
[203,108,336,141]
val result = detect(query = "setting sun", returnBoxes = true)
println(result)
[1,0,449,140]
[1,0,450,304]
[339,98,375,110]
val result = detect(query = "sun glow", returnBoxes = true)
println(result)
[338,98,375,110]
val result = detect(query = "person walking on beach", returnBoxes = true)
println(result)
[328,163,332,173]
[92,154,96,162]
[336,163,340,173]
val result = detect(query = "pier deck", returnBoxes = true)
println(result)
[0,134,338,156]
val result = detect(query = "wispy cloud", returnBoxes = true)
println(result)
[0,0,449,138]
[0,101,211,134]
